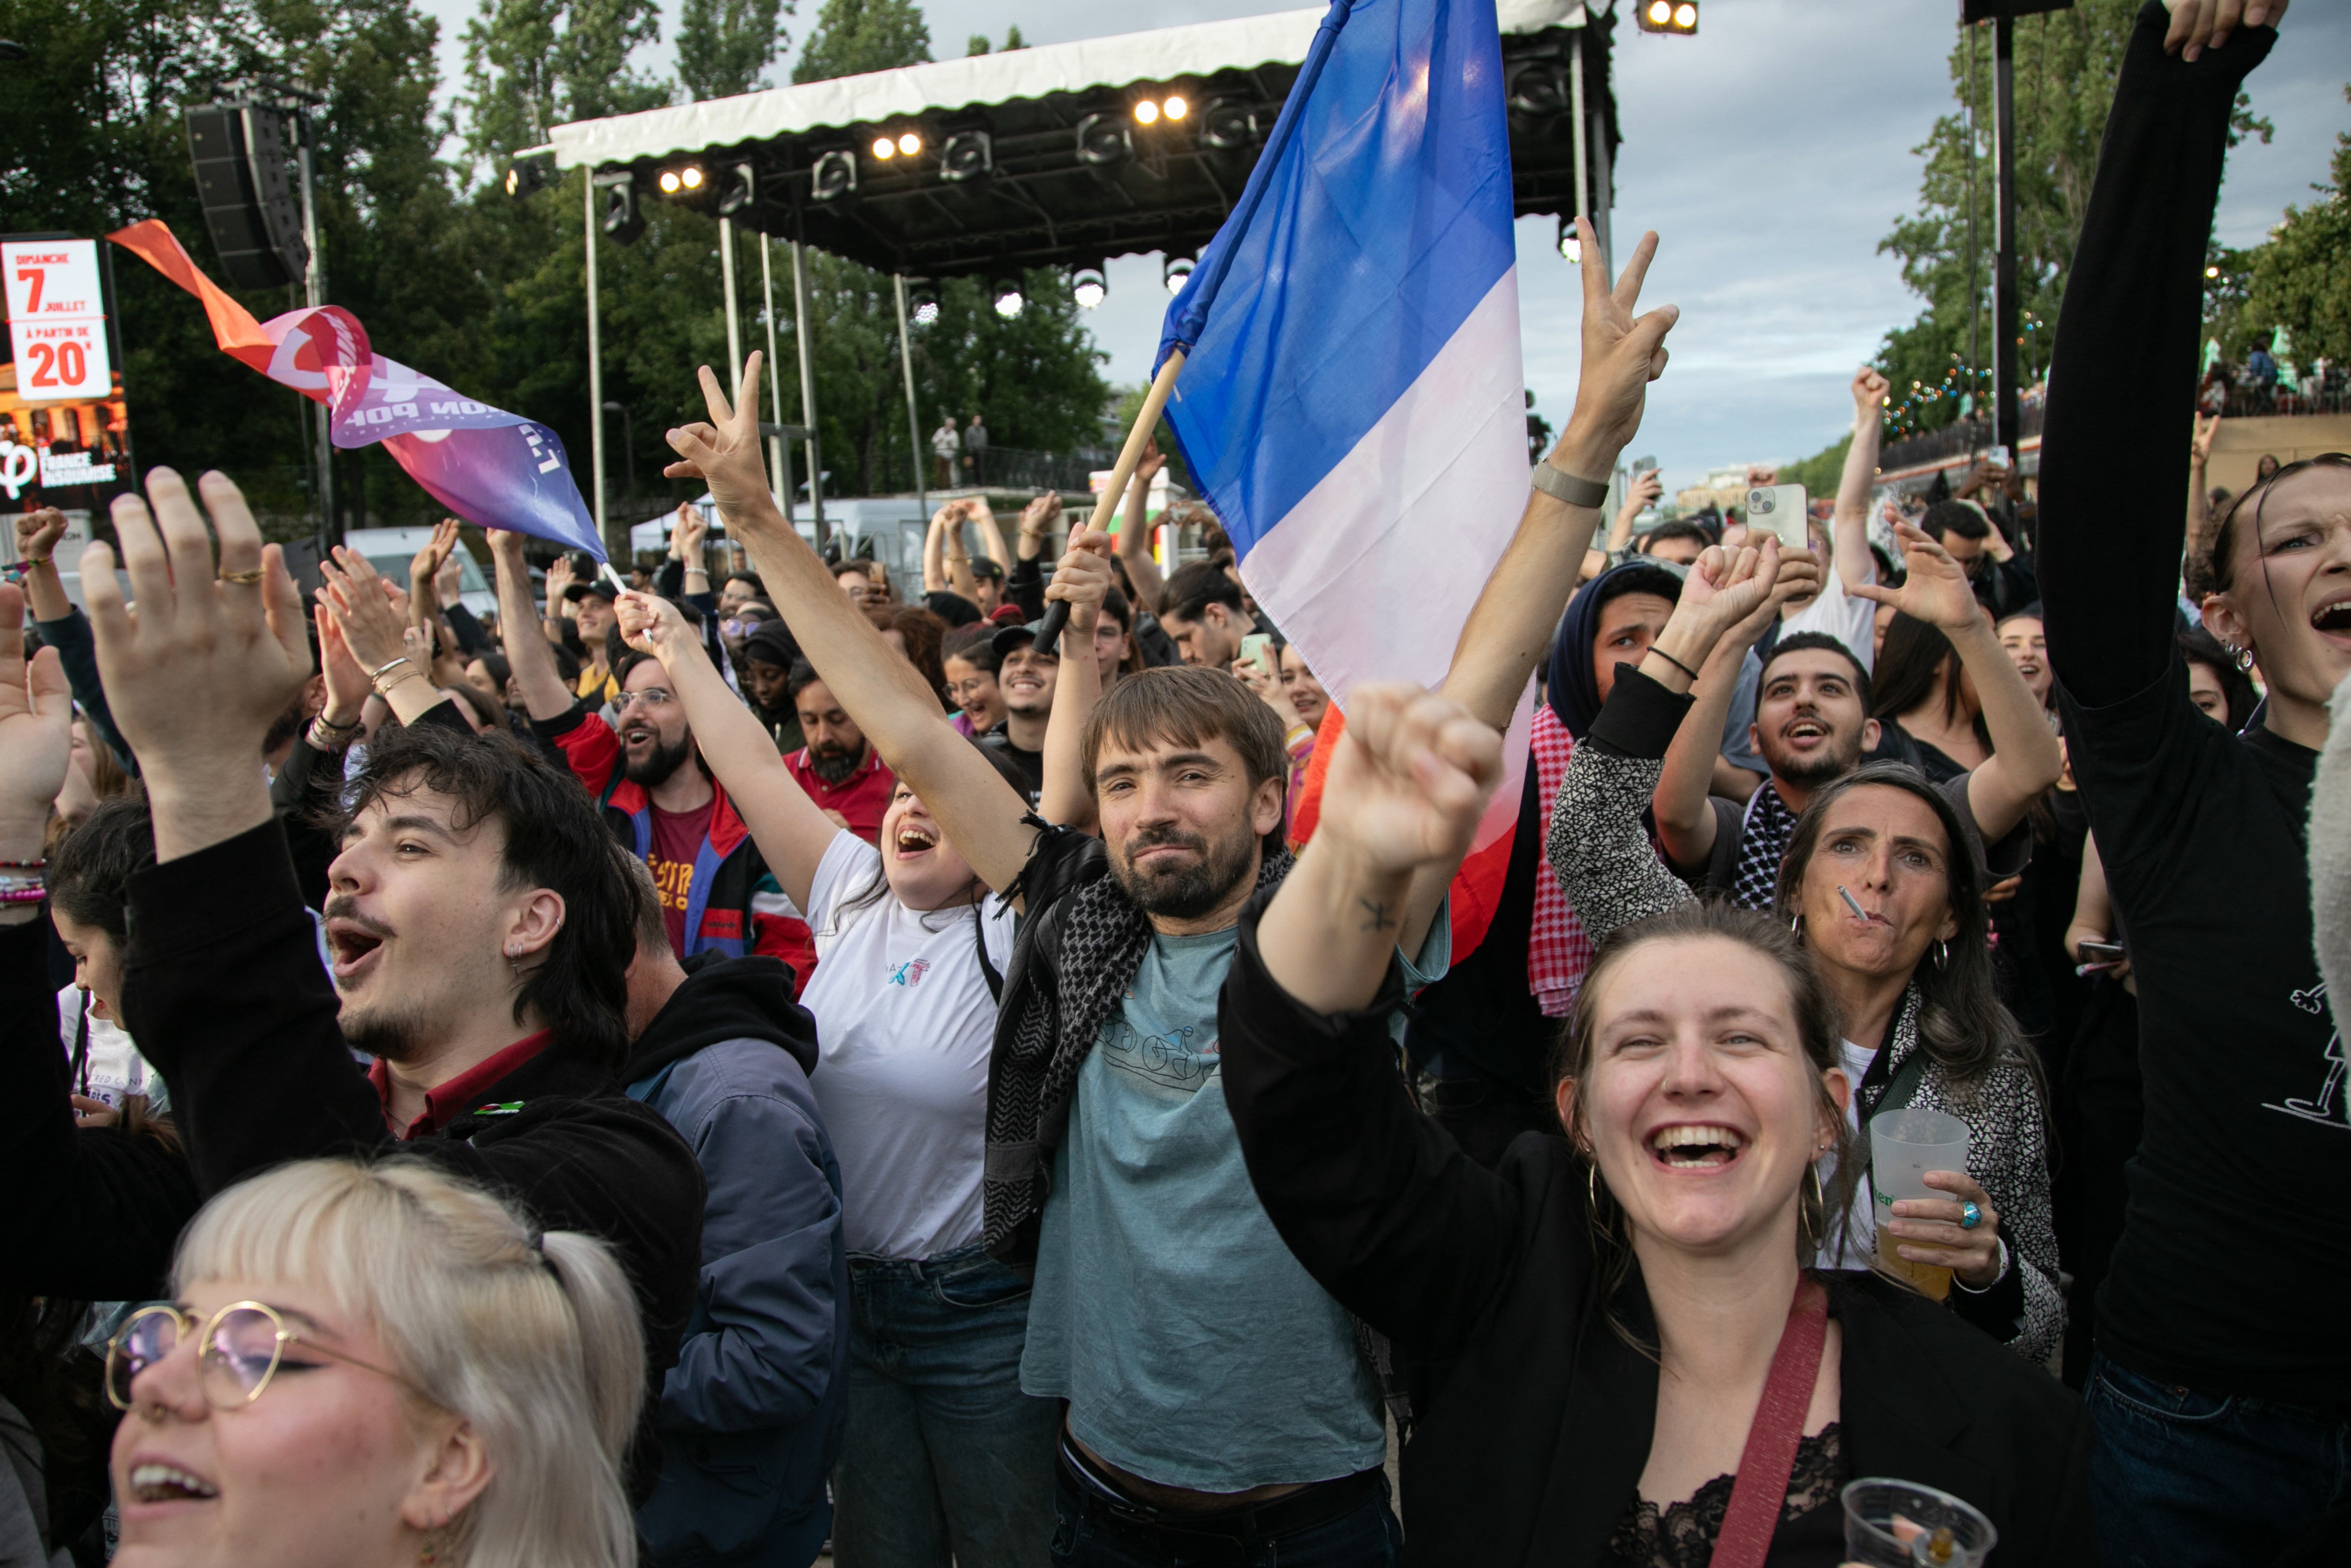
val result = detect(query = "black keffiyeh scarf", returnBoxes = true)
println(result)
[1729,782,1799,911]
[981,831,1294,1256]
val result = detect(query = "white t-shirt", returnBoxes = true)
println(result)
[55,984,166,1111]
[800,832,1014,1260]
[1778,544,1879,674]
[1816,1036,1880,1270]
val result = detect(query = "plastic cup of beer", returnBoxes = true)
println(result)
[1868,1106,1969,1301]
[1842,1478,1997,1567]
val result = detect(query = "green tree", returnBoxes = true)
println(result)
[456,0,668,166]
[676,0,788,100]
[2243,86,2351,365]
[965,23,1023,54]
[1874,0,2270,438]
[790,0,930,84]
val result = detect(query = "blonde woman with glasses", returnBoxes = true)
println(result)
[104,1158,644,1568]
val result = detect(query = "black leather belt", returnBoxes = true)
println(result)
[1056,1432,1386,1556]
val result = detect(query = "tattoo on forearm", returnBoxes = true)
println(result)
[1357,897,1398,933]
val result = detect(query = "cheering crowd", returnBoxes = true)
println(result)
[2,6,2345,1567]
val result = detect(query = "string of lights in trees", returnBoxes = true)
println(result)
[1879,310,2044,441]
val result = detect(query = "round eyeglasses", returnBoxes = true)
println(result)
[106,1300,423,1412]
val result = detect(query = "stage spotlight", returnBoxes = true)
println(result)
[679,164,704,189]
[1075,113,1131,167]
[1071,265,1107,309]
[994,277,1025,318]
[1675,2,1697,25]
[1506,61,1568,118]
[811,149,858,201]
[897,131,922,155]
[1163,94,1188,121]
[1557,215,1580,262]
[1637,0,1698,32]
[872,135,895,159]
[1134,99,1160,125]
[658,168,682,193]
[1199,98,1257,151]
[940,130,993,182]
[1163,255,1194,296]
[908,280,941,325]
[503,151,555,198]
[716,161,755,216]
[595,169,645,244]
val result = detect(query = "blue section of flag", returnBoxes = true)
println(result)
[1154,0,1516,559]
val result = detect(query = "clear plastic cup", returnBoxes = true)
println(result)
[1868,1106,1970,1301]
[1842,1477,1998,1567]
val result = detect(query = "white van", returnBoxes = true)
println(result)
[341,526,497,619]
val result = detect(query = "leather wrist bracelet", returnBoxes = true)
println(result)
[1530,461,1611,510]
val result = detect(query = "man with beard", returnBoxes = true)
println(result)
[665,213,1677,1546]
[22,469,703,1464]
[1648,612,2053,909]
[490,527,796,970]
[783,660,894,841]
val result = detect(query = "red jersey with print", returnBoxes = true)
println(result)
[647,798,717,957]
[784,747,895,844]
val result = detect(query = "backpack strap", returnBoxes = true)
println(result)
[972,899,1004,1004]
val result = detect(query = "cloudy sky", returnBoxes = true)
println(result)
[420,0,2350,493]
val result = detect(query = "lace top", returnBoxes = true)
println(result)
[1608,1423,1848,1568]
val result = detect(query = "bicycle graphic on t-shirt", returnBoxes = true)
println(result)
[2264,981,2348,1131]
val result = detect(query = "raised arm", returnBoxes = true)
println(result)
[2187,413,2219,545]
[2038,2,2278,704]
[1224,684,1525,1355]
[1550,542,1785,940]
[488,528,581,721]
[1653,546,1821,869]
[1037,533,1111,829]
[1114,442,1169,613]
[940,501,981,604]
[1836,368,1890,594]
[1853,522,2063,840]
[1007,495,1057,622]
[666,354,1040,898]
[318,549,457,728]
[1440,219,1678,733]
[615,590,841,914]
[974,500,1013,582]
[922,506,948,593]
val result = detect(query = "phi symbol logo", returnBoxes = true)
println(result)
[0,442,33,501]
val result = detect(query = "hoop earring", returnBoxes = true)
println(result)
[1934,938,1950,971]
[2234,644,2256,673]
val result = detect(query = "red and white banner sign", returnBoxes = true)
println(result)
[2,238,113,402]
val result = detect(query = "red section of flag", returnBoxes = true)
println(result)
[1286,703,1514,965]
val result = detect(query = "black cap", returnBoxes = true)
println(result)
[564,579,618,604]
[990,619,1048,659]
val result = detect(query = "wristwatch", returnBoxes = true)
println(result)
[1530,460,1610,510]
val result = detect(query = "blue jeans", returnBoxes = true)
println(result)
[2087,1351,2351,1567]
[1049,1465,1402,1568]
[831,1243,1061,1568]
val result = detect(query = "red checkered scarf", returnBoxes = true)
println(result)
[1527,704,1591,1019]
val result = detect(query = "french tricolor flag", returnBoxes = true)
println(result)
[1156,0,1531,952]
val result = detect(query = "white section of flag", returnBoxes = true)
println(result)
[1238,266,1534,849]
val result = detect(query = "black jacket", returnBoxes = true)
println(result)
[0,918,199,1301]
[117,818,706,1395]
[1218,900,2097,1567]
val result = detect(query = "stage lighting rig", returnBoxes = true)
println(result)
[1075,113,1131,167]
[503,150,556,198]
[1636,0,1698,34]
[1071,265,1107,309]
[596,168,644,243]
[1163,255,1194,296]
[993,276,1025,318]
[940,130,993,183]
[811,149,858,201]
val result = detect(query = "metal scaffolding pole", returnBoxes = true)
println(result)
[894,275,925,518]
[789,239,826,550]
[759,236,792,531]
[586,172,609,553]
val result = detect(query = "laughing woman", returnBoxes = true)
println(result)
[1547,537,2064,1367]
[1219,685,2093,1565]
[612,587,1067,1568]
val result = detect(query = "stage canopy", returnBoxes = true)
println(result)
[546,0,1621,282]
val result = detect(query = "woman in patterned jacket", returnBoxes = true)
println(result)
[1548,536,2062,1364]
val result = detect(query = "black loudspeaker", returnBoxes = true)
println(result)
[185,101,308,290]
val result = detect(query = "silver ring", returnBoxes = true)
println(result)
[1960,1200,1983,1231]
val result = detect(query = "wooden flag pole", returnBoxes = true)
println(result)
[1035,348,1185,656]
